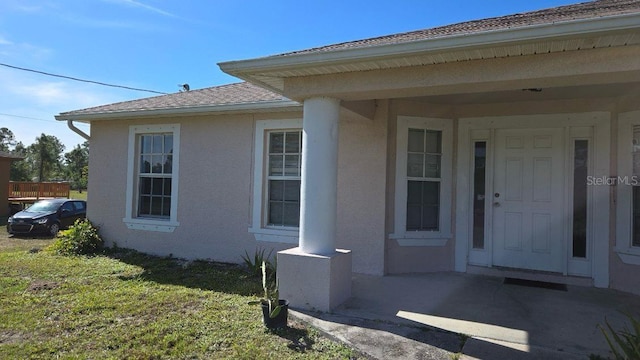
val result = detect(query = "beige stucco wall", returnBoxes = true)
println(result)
[88,114,286,263]
[88,108,388,274]
[336,103,388,275]
[610,256,640,296]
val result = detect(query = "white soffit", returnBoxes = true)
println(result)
[219,13,640,92]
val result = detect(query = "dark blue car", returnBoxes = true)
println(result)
[7,199,87,236]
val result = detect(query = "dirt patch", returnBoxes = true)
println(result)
[0,331,29,345]
[27,281,59,292]
[0,227,54,252]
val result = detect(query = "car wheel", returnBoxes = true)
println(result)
[49,223,60,237]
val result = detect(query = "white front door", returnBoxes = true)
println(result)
[492,128,565,273]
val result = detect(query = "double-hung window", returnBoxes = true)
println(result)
[124,124,180,232]
[266,130,302,227]
[407,129,442,231]
[251,119,303,243]
[392,116,452,246]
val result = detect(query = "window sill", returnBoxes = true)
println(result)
[390,233,451,247]
[123,218,179,233]
[615,247,640,266]
[249,227,298,244]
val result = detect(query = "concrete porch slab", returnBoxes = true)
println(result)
[291,272,640,359]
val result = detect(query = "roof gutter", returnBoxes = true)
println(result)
[67,120,90,141]
[219,12,640,78]
[55,99,302,122]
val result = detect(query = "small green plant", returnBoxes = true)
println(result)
[248,261,283,319]
[47,219,103,256]
[241,248,273,277]
[598,313,640,360]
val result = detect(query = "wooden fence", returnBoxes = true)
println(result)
[8,181,70,200]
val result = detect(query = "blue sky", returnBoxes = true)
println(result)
[0,0,580,151]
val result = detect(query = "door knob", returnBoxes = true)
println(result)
[493,202,501,207]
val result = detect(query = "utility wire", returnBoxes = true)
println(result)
[0,62,168,95]
[0,112,89,126]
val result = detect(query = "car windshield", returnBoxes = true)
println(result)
[26,201,60,212]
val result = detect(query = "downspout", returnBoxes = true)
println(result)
[67,120,90,141]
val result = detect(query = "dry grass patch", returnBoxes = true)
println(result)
[0,233,359,359]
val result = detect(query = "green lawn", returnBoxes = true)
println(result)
[68,190,87,201]
[0,231,358,359]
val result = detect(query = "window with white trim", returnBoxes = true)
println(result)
[266,130,301,227]
[250,119,302,243]
[138,133,173,218]
[407,129,442,231]
[392,116,453,246]
[616,111,640,265]
[124,124,180,232]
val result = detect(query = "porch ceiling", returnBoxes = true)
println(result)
[401,81,640,105]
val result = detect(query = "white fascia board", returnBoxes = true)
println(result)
[54,99,302,122]
[219,13,640,76]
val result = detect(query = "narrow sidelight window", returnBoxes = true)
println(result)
[633,126,640,247]
[406,129,441,231]
[472,142,487,249]
[572,140,588,258]
[633,187,640,247]
[267,130,302,227]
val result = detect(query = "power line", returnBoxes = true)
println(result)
[0,112,89,126]
[0,62,168,95]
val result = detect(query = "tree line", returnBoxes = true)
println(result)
[1,127,88,191]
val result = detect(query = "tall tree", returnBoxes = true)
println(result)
[31,134,65,181]
[0,127,16,151]
[64,141,89,191]
[10,141,31,181]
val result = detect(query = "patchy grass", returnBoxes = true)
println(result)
[0,230,359,359]
[68,190,87,201]
[0,226,53,252]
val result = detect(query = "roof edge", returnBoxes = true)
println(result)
[219,12,640,81]
[55,99,302,122]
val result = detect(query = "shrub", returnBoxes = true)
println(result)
[48,219,103,256]
[241,248,274,277]
[599,313,640,360]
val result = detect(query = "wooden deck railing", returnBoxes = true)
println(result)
[8,181,70,200]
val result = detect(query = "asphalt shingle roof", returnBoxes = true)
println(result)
[277,0,640,57]
[58,82,291,117]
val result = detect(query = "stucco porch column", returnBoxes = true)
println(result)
[278,97,352,312]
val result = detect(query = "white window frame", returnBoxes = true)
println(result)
[616,110,640,265]
[391,116,453,246]
[123,124,180,232]
[250,119,302,244]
